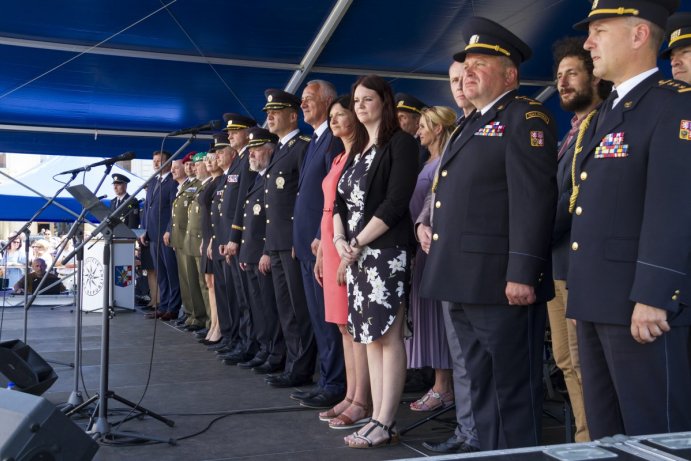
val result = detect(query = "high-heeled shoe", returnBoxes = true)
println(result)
[199,338,222,345]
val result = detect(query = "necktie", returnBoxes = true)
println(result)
[595,90,618,131]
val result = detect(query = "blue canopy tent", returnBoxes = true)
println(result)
[0,0,688,159]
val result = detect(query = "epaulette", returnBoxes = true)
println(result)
[657,79,691,93]
[299,135,311,142]
[514,95,542,106]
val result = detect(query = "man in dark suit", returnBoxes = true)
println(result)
[418,61,480,455]
[568,0,691,438]
[421,17,557,450]
[662,12,691,84]
[548,36,610,443]
[261,88,316,389]
[290,80,345,408]
[216,113,260,366]
[141,150,181,320]
[237,127,286,374]
[110,173,140,229]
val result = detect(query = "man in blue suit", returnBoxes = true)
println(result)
[291,80,345,408]
[141,150,181,320]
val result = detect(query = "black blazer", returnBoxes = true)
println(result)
[551,130,578,281]
[420,91,558,305]
[567,73,691,325]
[335,130,418,250]
[109,193,140,229]
[238,176,267,264]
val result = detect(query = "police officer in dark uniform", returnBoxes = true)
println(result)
[217,113,259,365]
[420,17,557,450]
[568,0,691,438]
[110,173,140,229]
[396,93,429,168]
[261,88,316,388]
[662,12,691,84]
[237,127,286,374]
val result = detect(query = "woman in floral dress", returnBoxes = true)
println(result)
[333,75,419,448]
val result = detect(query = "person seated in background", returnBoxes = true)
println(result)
[1,232,27,289]
[30,239,54,268]
[13,258,66,295]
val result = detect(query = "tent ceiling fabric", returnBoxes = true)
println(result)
[0,0,688,158]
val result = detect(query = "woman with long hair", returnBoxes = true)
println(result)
[316,95,371,430]
[334,75,418,448]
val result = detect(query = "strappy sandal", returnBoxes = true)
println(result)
[319,397,352,422]
[410,389,454,412]
[329,400,371,430]
[347,419,399,449]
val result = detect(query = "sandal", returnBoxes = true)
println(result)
[409,388,454,412]
[347,419,399,449]
[319,397,352,422]
[329,400,371,430]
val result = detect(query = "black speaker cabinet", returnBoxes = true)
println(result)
[0,389,99,460]
[0,340,58,395]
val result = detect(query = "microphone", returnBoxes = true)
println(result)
[168,120,222,137]
[97,195,107,200]
[57,152,136,175]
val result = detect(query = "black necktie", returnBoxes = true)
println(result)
[596,90,618,131]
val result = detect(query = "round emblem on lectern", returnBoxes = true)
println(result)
[84,256,104,296]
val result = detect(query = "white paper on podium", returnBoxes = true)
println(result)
[82,238,136,311]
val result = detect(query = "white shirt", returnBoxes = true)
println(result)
[612,67,658,108]
[313,120,328,140]
[480,90,513,115]
[279,129,300,147]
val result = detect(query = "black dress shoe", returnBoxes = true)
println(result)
[422,438,480,454]
[268,374,313,388]
[174,315,188,326]
[238,356,267,369]
[195,328,209,339]
[184,324,204,332]
[253,362,283,375]
[220,352,247,365]
[265,371,290,383]
[289,390,318,401]
[300,391,345,409]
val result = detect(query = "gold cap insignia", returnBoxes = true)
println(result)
[268,95,273,102]
[671,29,681,40]
[592,0,599,10]
[249,133,254,139]
[469,34,480,44]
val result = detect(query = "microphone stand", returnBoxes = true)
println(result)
[63,136,194,444]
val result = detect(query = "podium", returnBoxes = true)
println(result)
[82,238,136,311]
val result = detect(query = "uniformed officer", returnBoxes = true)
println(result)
[396,93,429,167]
[261,88,316,388]
[420,17,557,450]
[165,154,206,330]
[568,0,691,438]
[183,152,212,333]
[216,113,259,366]
[110,173,140,229]
[236,127,286,374]
[662,12,691,84]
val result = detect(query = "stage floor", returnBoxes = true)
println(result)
[0,303,572,460]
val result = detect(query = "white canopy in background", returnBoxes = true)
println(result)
[0,156,146,221]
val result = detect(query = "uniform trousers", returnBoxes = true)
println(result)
[244,263,285,366]
[300,258,345,394]
[441,302,479,448]
[151,239,181,315]
[212,258,238,346]
[174,250,193,319]
[181,252,206,327]
[577,320,691,438]
[448,302,545,450]
[194,255,211,328]
[269,250,315,380]
[546,280,588,441]
[227,257,255,353]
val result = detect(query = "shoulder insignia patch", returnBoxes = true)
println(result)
[515,95,542,105]
[530,131,544,147]
[525,111,550,124]
[299,135,311,142]
[658,79,691,92]
[288,138,296,148]
[680,120,691,141]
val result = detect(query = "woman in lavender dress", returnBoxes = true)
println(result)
[405,106,458,411]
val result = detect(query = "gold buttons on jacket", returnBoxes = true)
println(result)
[571,242,579,251]
[432,233,439,241]
[575,207,582,215]
[673,289,681,301]
[580,171,588,181]
[266,219,270,224]
[441,170,448,177]
[435,201,441,209]
[265,204,269,208]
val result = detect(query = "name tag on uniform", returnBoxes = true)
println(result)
[475,121,505,137]
[595,132,629,158]
[228,175,239,183]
